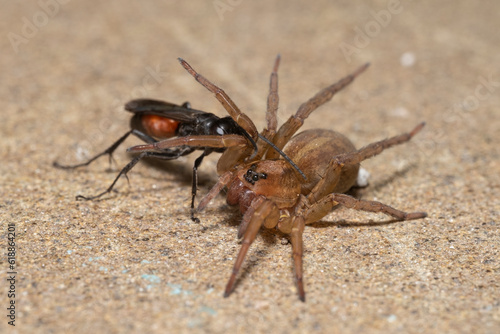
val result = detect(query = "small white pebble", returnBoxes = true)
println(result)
[387,314,397,322]
[356,167,370,187]
[400,52,416,67]
[391,106,410,118]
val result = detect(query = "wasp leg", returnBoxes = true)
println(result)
[76,148,193,201]
[190,150,214,223]
[53,129,159,169]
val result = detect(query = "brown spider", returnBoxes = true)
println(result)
[129,56,427,301]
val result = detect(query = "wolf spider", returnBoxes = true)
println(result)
[129,56,427,301]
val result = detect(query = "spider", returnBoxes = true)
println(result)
[53,98,260,222]
[128,56,427,301]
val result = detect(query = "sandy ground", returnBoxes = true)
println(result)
[1,1,499,333]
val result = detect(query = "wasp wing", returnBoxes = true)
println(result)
[125,99,209,123]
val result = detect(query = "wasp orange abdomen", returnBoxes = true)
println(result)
[141,115,180,139]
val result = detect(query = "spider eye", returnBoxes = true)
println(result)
[244,165,266,185]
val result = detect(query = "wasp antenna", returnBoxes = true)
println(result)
[258,134,307,180]
[240,129,258,160]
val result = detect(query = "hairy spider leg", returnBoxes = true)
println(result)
[178,58,259,143]
[266,63,370,159]
[288,123,427,301]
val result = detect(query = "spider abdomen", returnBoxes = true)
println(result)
[283,129,360,195]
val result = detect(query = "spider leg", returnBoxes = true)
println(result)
[267,63,370,158]
[236,189,281,238]
[335,122,426,167]
[197,170,234,212]
[224,197,278,298]
[286,124,426,300]
[257,55,281,160]
[306,193,427,221]
[263,55,280,137]
[290,216,306,302]
[305,122,425,207]
[127,134,248,152]
[178,58,258,140]
[237,201,255,239]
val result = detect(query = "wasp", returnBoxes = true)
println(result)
[54,75,302,222]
